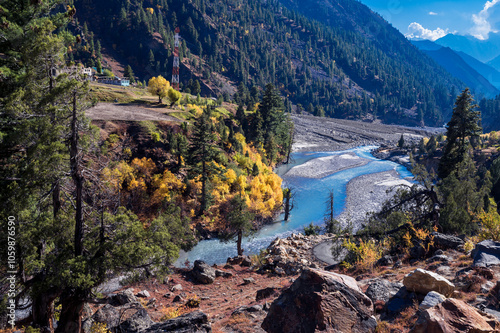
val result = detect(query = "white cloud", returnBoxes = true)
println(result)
[470,0,500,40]
[405,22,448,41]
[428,11,438,16]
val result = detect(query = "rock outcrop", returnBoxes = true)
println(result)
[143,311,211,332]
[419,291,446,311]
[411,298,500,333]
[261,268,377,333]
[472,240,500,267]
[191,260,216,284]
[430,232,464,251]
[403,268,455,296]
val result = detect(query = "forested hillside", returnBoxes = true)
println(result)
[70,0,468,127]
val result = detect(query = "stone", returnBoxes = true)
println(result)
[385,287,417,317]
[261,268,377,333]
[146,298,156,307]
[365,279,403,304]
[274,267,285,275]
[409,245,426,260]
[403,269,455,297]
[256,287,277,301]
[227,255,251,266]
[411,298,500,333]
[82,317,94,333]
[136,290,150,298]
[426,255,450,264]
[173,295,184,303]
[481,281,496,294]
[192,260,216,284]
[377,255,394,266]
[430,232,464,250]
[143,311,211,332]
[92,304,120,330]
[120,308,154,332]
[114,289,138,305]
[419,291,446,311]
[472,240,500,267]
[241,255,252,267]
[171,284,183,292]
[215,269,225,277]
[232,305,263,315]
[243,277,255,285]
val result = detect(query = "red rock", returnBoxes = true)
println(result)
[411,298,500,333]
[261,268,377,333]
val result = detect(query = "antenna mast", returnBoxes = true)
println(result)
[172,27,180,91]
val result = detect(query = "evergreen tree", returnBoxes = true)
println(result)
[398,134,405,148]
[220,195,255,256]
[438,88,482,179]
[188,105,221,214]
[124,64,136,83]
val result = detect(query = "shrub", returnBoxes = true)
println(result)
[303,222,321,236]
[90,322,110,333]
[160,306,181,321]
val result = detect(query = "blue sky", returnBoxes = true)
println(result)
[359,0,500,40]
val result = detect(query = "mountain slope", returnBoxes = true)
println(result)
[420,47,499,98]
[435,33,500,63]
[456,51,500,91]
[489,55,500,72]
[72,0,465,126]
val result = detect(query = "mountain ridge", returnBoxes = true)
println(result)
[72,0,469,126]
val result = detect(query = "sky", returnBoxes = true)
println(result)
[359,0,500,40]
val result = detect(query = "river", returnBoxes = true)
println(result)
[174,146,413,267]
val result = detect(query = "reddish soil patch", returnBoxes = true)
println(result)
[112,265,295,332]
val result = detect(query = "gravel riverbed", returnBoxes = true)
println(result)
[289,115,437,231]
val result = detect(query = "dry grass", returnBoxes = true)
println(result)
[376,302,419,333]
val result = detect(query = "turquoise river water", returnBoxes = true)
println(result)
[174,146,413,266]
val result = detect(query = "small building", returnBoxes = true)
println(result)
[97,77,130,86]
[52,65,94,81]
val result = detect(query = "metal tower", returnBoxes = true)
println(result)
[172,27,180,91]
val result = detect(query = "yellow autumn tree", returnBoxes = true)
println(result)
[148,75,171,103]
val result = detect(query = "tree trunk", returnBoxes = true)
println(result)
[55,289,86,333]
[237,230,243,256]
[284,189,291,221]
[70,91,83,257]
[52,180,61,218]
[32,288,59,332]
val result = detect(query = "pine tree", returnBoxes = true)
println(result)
[220,195,255,256]
[124,65,136,83]
[438,88,482,179]
[188,105,221,214]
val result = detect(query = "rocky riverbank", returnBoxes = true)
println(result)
[338,170,413,231]
[291,114,442,152]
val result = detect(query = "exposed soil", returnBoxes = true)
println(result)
[86,103,183,122]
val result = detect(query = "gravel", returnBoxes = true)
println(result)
[291,114,443,152]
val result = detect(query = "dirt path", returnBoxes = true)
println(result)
[86,102,182,122]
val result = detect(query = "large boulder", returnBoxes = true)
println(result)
[261,268,377,333]
[191,260,216,284]
[143,311,211,332]
[120,308,154,333]
[403,269,455,297]
[430,232,464,250]
[92,304,120,330]
[411,298,500,333]
[365,279,403,304]
[472,240,500,267]
[419,291,446,311]
[113,289,138,306]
